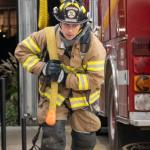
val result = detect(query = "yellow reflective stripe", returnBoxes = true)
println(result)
[22,36,41,54]
[60,3,65,10]
[39,88,51,99]
[27,37,41,53]
[57,94,65,106]
[70,97,88,108]
[39,84,65,106]
[70,100,88,108]
[64,2,80,9]
[61,64,85,73]
[62,65,76,73]
[77,74,89,90]
[81,6,86,13]
[90,91,100,100]
[90,93,100,104]
[23,55,40,72]
[64,2,72,8]
[87,60,105,71]
[70,91,100,109]
[74,3,80,9]
[70,96,86,102]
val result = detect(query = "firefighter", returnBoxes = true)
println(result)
[15,0,106,149]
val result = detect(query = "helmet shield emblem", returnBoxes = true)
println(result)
[67,9,76,19]
[65,6,78,22]
[53,0,89,24]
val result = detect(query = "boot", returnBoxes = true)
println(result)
[71,130,96,150]
[41,120,66,150]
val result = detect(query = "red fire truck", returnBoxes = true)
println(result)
[88,0,150,149]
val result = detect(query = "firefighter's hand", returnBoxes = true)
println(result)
[43,60,61,81]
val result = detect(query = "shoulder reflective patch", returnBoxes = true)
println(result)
[22,36,41,54]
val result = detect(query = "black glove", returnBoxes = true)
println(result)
[43,60,61,81]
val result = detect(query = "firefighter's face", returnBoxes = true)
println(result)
[60,23,81,40]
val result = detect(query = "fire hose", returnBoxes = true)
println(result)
[38,0,48,29]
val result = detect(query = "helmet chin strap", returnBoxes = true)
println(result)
[59,22,91,47]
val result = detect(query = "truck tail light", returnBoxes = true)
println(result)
[134,74,150,111]
[134,75,150,110]
[135,94,150,110]
[133,39,150,111]
[134,57,150,74]
[132,38,150,56]
[134,75,150,93]
[133,38,150,74]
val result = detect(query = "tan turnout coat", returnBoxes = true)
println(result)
[15,26,106,126]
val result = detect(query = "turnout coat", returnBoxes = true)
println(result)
[15,26,106,124]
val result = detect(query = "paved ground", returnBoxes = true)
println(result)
[0,126,108,150]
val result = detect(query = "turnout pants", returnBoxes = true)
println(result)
[40,105,101,150]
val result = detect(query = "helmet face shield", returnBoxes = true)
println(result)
[53,0,89,24]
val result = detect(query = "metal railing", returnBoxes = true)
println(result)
[0,78,7,150]
[0,78,39,150]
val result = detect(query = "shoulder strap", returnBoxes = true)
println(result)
[80,28,91,60]
[44,27,59,60]
[44,27,58,126]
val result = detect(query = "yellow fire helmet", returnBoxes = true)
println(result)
[53,0,90,24]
